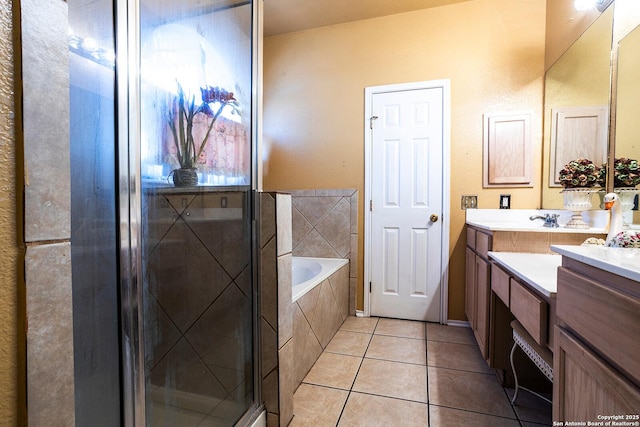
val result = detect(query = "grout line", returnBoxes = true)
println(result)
[346,389,429,405]
[363,355,426,367]
[426,338,478,346]
[428,403,521,422]
[372,333,426,341]
[427,364,497,377]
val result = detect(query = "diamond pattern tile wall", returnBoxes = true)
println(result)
[292,264,350,391]
[291,190,357,259]
[142,190,253,423]
[290,189,358,315]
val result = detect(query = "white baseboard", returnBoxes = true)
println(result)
[355,310,365,317]
[446,319,471,328]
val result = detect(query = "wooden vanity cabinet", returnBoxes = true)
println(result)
[489,260,556,388]
[465,224,582,368]
[554,258,640,420]
[465,226,492,360]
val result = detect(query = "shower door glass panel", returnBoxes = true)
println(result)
[68,0,120,424]
[139,1,255,425]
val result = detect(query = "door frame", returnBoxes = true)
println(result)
[363,80,451,324]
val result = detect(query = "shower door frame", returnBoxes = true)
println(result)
[115,0,264,424]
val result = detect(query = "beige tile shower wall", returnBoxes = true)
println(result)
[290,189,358,315]
[259,192,294,427]
[21,0,75,425]
[25,243,75,426]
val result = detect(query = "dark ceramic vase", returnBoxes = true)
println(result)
[171,168,198,187]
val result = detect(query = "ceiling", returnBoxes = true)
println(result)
[263,0,472,37]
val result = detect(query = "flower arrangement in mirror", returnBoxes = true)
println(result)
[558,158,601,188]
[166,82,238,186]
[597,157,640,188]
[596,158,640,223]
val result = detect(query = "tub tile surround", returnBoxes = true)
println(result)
[259,192,295,427]
[261,189,356,402]
[289,189,358,315]
[291,317,551,426]
[292,264,350,389]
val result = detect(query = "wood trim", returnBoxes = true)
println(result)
[465,248,476,324]
[474,255,490,360]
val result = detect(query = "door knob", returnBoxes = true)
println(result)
[430,214,439,222]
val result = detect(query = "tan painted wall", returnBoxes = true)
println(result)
[263,0,546,320]
[545,0,603,70]
[0,0,24,424]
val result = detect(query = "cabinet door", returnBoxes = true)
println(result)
[474,255,490,360]
[465,248,476,326]
[554,328,640,421]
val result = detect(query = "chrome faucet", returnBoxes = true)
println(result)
[529,213,559,228]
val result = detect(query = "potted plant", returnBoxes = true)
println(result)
[558,158,601,228]
[166,82,238,186]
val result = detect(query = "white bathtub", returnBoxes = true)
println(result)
[291,257,348,302]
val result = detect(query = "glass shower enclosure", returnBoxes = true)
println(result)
[118,0,260,425]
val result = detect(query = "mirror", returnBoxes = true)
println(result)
[613,23,640,224]
[542,5,614,209]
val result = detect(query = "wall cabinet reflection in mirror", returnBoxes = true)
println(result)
[542,5,613,210]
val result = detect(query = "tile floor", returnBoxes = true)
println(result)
[290,317,552,427]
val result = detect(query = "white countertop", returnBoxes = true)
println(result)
[488,252,562,298]
[551,245,640,283]
[466,209,608,233]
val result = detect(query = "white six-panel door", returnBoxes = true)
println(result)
[368,86,444,322]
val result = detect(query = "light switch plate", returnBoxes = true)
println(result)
[461,195,478,210]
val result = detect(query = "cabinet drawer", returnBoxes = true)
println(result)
[476,231,492,259]
[491,263,510,307]
[557,267,640,383]
[510,279,547,345]
[467,227,476,250]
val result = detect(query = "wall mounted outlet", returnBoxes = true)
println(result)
[461,195,478,210]
[500,194,511,209]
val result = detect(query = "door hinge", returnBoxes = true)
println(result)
[369,199,373,211]
[369,282,372,293]
[369,115,379,130]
